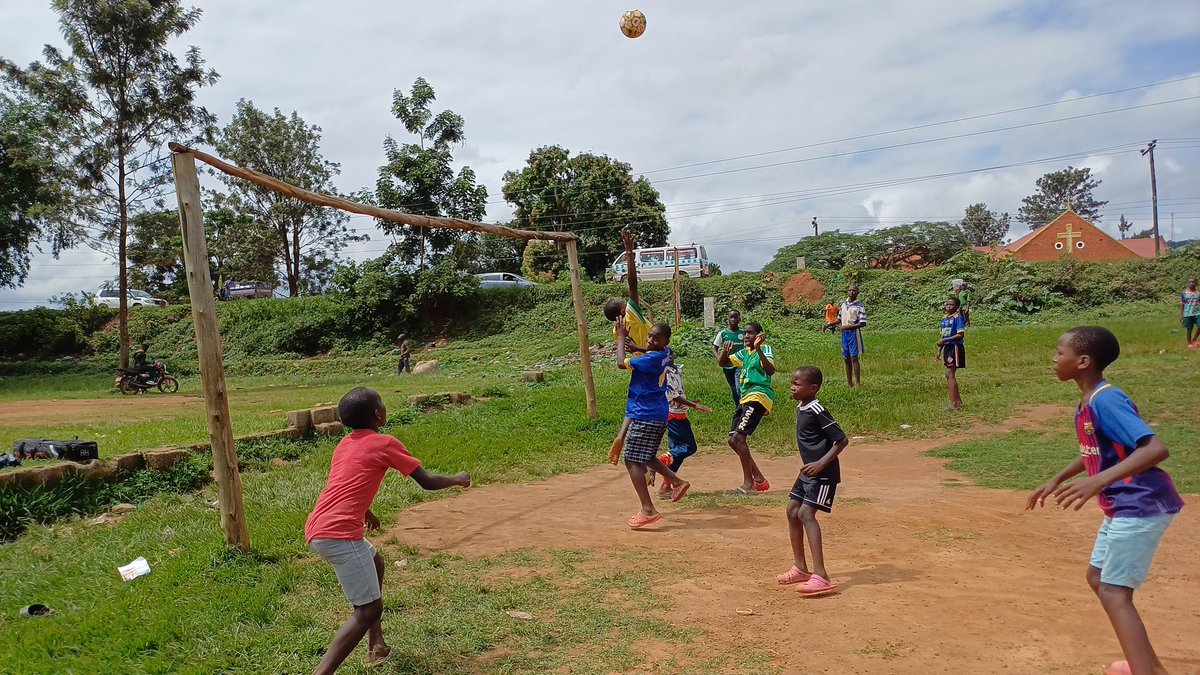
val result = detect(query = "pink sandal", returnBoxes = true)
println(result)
[776,565,812,585]
[754,479,770,492]
[795,574,839,596]
[670,480,691,503]
[1102,661,1131,675]
[627,512,662,528]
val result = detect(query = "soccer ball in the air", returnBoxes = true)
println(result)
[620,10,646,38]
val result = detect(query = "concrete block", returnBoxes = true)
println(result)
[78,460,117,483]
[143,448,190,471]
[18,464,68,487]
[286,409,312,431]
[112,452,146,473]
[311,406,337,425]
[314,421,345,436]
[406,395,429,406]
[521,372,545,383]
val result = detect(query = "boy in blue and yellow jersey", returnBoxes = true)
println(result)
[937,296,966,409]
[718,322,774,494]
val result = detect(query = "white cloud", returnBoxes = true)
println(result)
[3,0,1199,307]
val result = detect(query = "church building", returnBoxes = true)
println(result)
[973,210,1169,261]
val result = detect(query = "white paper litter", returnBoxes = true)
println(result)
[118,557,151,581]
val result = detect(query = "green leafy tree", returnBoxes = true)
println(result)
[763,231,873,272]
[959,203,1010,247]
[501,145,668,278]
[0,90,78,287]
[213,99,364,296]
[375,77,488,269]
[1,0,218,367]
[1117,214,1133,240]
[127,210,184,299]
[1017,166,1107,231]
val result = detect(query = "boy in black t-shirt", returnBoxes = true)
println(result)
[776,366,849,596]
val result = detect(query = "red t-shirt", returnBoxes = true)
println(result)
[304,430,421,543]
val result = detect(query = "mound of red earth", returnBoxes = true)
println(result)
[780,272,825,304]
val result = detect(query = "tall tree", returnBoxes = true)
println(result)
[214,99,364,296]
[1117,214,1133,240]
[375,77,488,269]
[0,89,78,287]
[501,145,668,278]
[1017,166,1107,231]
[1,0,218,367]
[959,203,1010,247]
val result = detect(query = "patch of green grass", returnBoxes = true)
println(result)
[681,490,790,510]
[913,528,981,546]
[855,640,910,660]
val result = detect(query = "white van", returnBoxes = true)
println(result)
[609,245,711,283]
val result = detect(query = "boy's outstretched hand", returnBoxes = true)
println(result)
[1052,476,1103,511]
[694,403,712,414]
[364,510,381,531]
[454,472,472,488]
[1025,479,1060,510]
[607,436,623,465]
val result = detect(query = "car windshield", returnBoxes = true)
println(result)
[129,290,150,298]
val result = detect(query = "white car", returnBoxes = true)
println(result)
[92,287,168,308]
[474,272,534,289]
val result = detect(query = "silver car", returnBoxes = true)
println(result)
[474,272,534,289]
[92,287,168,308]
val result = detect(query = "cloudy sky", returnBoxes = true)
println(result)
[3,0,1199,309]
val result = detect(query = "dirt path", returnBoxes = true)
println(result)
[387,405,1200,674]
[0,396,206,427]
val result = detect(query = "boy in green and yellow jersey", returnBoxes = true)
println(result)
[605,229,655,464]
[718,322,774,494]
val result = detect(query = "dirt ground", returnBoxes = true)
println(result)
[780,272,826,305]
[0,395,206,427]
[388,406,1200,674]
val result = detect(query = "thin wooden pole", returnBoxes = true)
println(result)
[566,240,599,418]
[171,152,251,551]
[672,248,681,329]
[168,143,574,243]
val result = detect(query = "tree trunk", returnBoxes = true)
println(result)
[292,227,302,295]
[117,155,130,369]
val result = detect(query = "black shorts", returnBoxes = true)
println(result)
[623,419,668,464]
[790,476,838,513]
[942,343,965,369]
[729,401,767,437]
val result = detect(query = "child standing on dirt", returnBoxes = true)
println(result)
[937,297,966,410]
[605,229,655,465]
[777,366,848,596]
[616,320,690,528]
[718,322,774,494]
[653,350,712,497]
[305,387,471,673]
[1027,326,1183,675]
[711,310,746,404]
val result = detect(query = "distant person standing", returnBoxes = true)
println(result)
[395,335,412,374]
[711,310,746,404]
[1181,277,1199,349]
[953,279,974,327]
[836,287,867,388]
[821,301,839,333]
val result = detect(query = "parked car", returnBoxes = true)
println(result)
[91,287,167,308]
[608,245,711,283]
[218,280,274,300]
[474,272,534,289]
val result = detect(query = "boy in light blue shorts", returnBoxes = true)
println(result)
[1027,327,1183,675]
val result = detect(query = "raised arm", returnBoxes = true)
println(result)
[409,467,471,491]
[620,229,640,306]
[717,341,734,368]
[616,317,628,368]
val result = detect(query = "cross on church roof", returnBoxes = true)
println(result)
[1057,223,1081,250]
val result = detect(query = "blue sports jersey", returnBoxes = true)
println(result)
[623,350,670,422]
[939,312,965,345]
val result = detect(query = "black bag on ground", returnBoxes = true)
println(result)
[11,437,98,462]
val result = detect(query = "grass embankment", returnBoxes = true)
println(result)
[0,307,1196,672]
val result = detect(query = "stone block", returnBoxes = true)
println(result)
[112,452,146,473]
[18,464,68,487]
[450,392,471,404]
[314,421,345,436]
[286,409,312,431]
[78,460,117,483]
[143,448,190,471]
[407,394,429,406]
[413,360,438,374]
[311,406,337,425]
[521,371,545,383]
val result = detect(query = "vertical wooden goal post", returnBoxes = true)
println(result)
[169,143,601,547]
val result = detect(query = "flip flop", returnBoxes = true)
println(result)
[754,479,771,492]
[670,481,691,503]
[627,512,662,528]
[795,574,839,596]
[365,649,392,668]
[776,566,812,585]
[729,486,752,495]
[1101,661,1131,675]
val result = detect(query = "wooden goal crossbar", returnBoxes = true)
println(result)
[168,143,600,549]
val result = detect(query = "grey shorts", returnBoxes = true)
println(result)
[310,538,381,606]
[623,419,668,464]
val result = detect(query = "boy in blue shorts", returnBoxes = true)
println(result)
[653,349,712,496]
[836,286,867,388]
[1027,326,1184,675]
[776,366,848,597]
[937,296,966,410]
[616,319,691,528]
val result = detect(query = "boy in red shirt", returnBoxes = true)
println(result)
[305,387,470,673]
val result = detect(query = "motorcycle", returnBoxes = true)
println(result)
[114,360,179,395]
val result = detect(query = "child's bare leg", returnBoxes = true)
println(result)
[786,500,809,572]
[799,504,828,579]
[1096,582,1167,675]
[314,599,383,675]
[366,553,390,661]
[727,434,757,492]
[945,366,962,409]
[646,455,684,488]
[851,357,862,387]
[625,460,657,516]
[843,357,854,388]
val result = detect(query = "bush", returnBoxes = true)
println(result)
[0,295,114,359]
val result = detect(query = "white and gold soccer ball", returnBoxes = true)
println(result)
[619,9,647,38]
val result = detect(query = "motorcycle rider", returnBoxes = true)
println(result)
[133,345,155,384]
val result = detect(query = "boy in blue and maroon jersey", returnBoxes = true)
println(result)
[1027,326,1183,675]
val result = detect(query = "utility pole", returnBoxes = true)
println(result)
[1140,140,1160,257]
[1170,212,1175,244]
[812,217,818,236]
